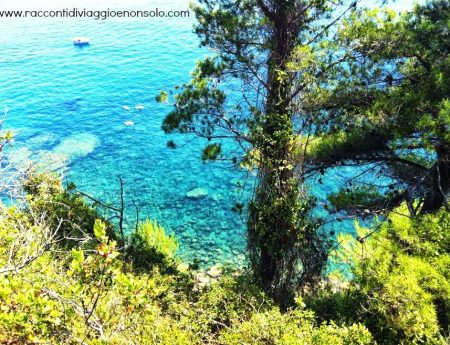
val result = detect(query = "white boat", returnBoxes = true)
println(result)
[124,120,135,126]
[135,104,145,110]
[123,105,130,111]
[73,37,90,45]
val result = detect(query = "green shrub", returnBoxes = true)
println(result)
[328,185,395,212]
[22,172,116,248]
[126,220,179,272]
[219,307,374,345]
[0,198,378,345]
[190,272,270,341]
[0,216,195,344]
[333,206,450,344]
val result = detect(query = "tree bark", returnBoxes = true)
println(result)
[422,147,450,213]
[248,0,322,309]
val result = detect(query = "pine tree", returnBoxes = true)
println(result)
[159,0,364,307]
[306,0,450,216]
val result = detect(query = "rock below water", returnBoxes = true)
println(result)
[186,187,208,199]
[53,132,100,161]
[6,147,33,167]
[28,133,58,148]
[211,193,224,202]
[34,151,69,173]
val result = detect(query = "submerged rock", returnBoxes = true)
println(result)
[53,132,100,160]
[28,133,58,148]
[63,97,83,112]
[34,151,68,172]
[186,187,208,199]
[211,193,224,202]
[7,147,32,166]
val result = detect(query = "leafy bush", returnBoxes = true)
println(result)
[22,172,116,248]
[332,206,450,344]
[328,185,395,212]
[191,273,270,340]
[0,216,193,344]
[126,220,179,272]
[201,143,222,161]
[219,307,374,345]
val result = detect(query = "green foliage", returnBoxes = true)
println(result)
[328,185,395,212]
[201,143,222,161]
[219,307,374,345]
[166,140,177,149]
[304,130,385,163]
[333,206,450,344]
[0,254,66,344]
[0,172,378,344]
[5,172,450,345]
[0,205,64,343]
[312,0,450,213]
[194,273,269,334]
[0,203,375,344]
[0,212,191,344]
[126,220,178,272]
[22,172,116,248]
[93,218,107,240]
[0,130,13,143]
[156,90,169,103]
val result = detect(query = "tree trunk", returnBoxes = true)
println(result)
[422,147,450,213]
[248,0,325,309]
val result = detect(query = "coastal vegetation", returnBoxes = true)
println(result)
[158,0,450,307]
[1,171,448,344]
[0,0,449,344]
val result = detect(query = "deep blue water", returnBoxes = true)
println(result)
[0,0,389,268]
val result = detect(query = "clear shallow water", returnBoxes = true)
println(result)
[0,0,387,268]
[0,0,252,267]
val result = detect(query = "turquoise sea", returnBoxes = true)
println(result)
[0,0,413,267]
[0,0,255,267]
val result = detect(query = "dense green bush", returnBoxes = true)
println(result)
[22,172,116,248]
[0,207,378,344]
[330,206,450,344]
[126,220,179,272]
[219,307,374,345]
